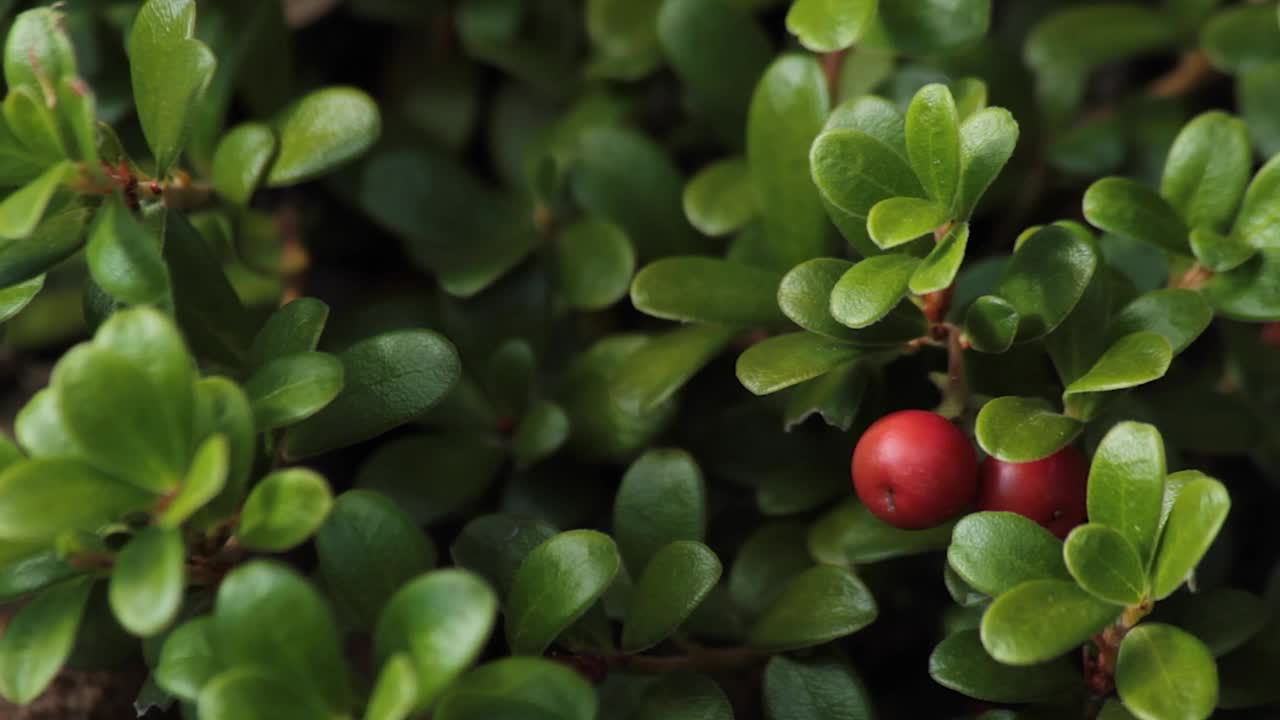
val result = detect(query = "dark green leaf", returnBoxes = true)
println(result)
[0,576,92,704]
[1201,3,1280,73]
[634,673,730,720]
[162,211,255,367]
[613,449,706,574]
[1064,332,1173,396]
[748,565,877,651]
[809,499,953,565]
[1240,62,1280,158]
[244,352,344,431]
[948,512,1070,596]
[1116,624,1217,720]
[810,128,923,254]
[864,0,990,55]
[1150,476,1230,600]
[1232,154,1280,250]
[267,87,380,185]
[197,668,333,720]
[109,527,184,637]
[86,196,169,305]
[511,401,569,470]
[998,225,1099,340]
[1152,588,1268,657]
[779,258,927,344]
[1063,523,1147,605]
[1107,289,1210,355]
[451,514,558,601]
[1204,248,1280,321]
[964,295,1019,353]
[980,579,1121,665]
[1084,179,1189,256]
[930,629,1080,703]
[631,257,784,327]
[248,297,329,368]
[557,219,635,310]
[236,469,333,552]
[683,157,755,237]
[783,360,869,432]
[609,324,738,414]
[357,433,504,525]
[585,0,662,80]
[506,530,621,655]
[1087,421,1166,564]
[622,541,722,652]
[730,522,812,618]
[737,333,862,396]
[763,654,873,720]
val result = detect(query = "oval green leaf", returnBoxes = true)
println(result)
[267,86,380,186]
[980,579,1122,665]
[948,511,1070,597]
[1116,624,1217,720]
[829,253,919,329]
[1063,523,1147,605]
[109,526,184,637]
[748,565,877,652]
[975,396,1083,462]
[622,541,722,653]
[236,468,333,552]
[736,333,862,396]
[1151,476,1230,600]
[506,530,621,655]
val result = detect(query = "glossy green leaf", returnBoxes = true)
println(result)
[1063,523,1147,605]
[128,0,217,176]
[365,654,417,720]
[830,253,919,329]
[622,541,722,652]
[286,330,461,459]
[86,196,169,305]
[631,257,784,327]
[1151,476,1230,600]
[506,530,621,655]
[763,654,874,720]
[0,275,43,324]
[1116,624,1217,720]
[1064,332,1172,396]
[1160,111,1252,232]
[267,87,380,185]
[451,514,558,601]
[54,76,98,170]
[109,526,184,637]
[964,295,1019,353]
[162,211,255,367]
[609,324,738,414]
[158,434,227,529]
[211,123,276,205]
[1232,153,1280,250]
[930,629,1080,703]
[864,0,990,55]
[980,579,1121,665]
[248,297,329,368]
[357,432,503,525]
[866,197,949,249]
[1087,421,1166,565]
[1083,178,1188,255]
[4,8,77,92]
[1204,248,1280,321]
[683,157,755,237]
[1107,289,1210,356]
[191,378,255,519]
[213,561,350,710]
[786,0,876,52]
[779,258,927,344]
[197,668,334,720]
[998,225,1099,340]
[955,107,1019,217]
[737,333,862,396]
[236,469,333,552]
[0,162,71,241]
[511,400,569,470]
[974,396,1081,463]
[375,570,497,710]
[948,512,1070,596]
[783,360,869,432]
[909,221,969,294]
[906,84,961,208]
[730,522,812,618]
[748,54,830,268]
[810,127,924,252]
[613,449,706,574]
[808,499,953,565]
[245,352,344,431]
[155,617,220,701]
[0,576,92,704]
[434,657,596,720]
[557,219,635,310]
[318,490,437,629]
[634,673,731,720]
[1153,588,1268,657]
[748,565,876,651]
[1189,226,1254,273]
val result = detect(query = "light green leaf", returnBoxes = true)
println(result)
[197,668,334,720]
[451,514,558,602]
[730,522,811,619]
[1064,332,1173,396]
[158,434,228,529]
[948,511,1070,596]
[267,87,380,185]
[586,0,663,80]
[930,629,1080,703]
[1160,111,1252,232]
[248,297,330,368]
[955,107,1018,217]
[86,196,170,305]
[374,570,497,710]
[211,123,276,205]
[909,221,969,294]
[0,275,43,324]
[1116,624,1217,720]
[980,579,1121,665]
[1204,248,1280,321]
[1086,421,1166,564]
[154,617,220,701]
[748,565,876,651]
[763,654,874,720]
[556,219,635,310]
[1232,154,1280,250]
[974,397,1082,463]
[0,576,92,704]
[809,499,954,565]
[905,84,961,208]
[736,333,862,396]
[365,654,417,720]
[109,526,184,637]
[683,157,755,237]
[866,196,950,249]
[0,162,71,241]
[998,224,1099,340]
[0,460,154,542]
[810,127,924,253]
[245,352,345,431]
[1189,226,1254,273]
[622,541,722,652]
[4,8,77,93]
[506,530,621,655]
[1063,523,1147,605]
[778,258,927,344]
[631,257,784,327]
[236,468,333,552]
[786,0,877,52]
[192,378,255,520]
[829,253,919,329]
[1150,476,1230,600]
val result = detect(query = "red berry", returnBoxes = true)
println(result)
[851,410,979,530]
[976,446,1089,539]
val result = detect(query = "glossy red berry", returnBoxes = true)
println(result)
[851,410,979,530]
[976,446,1089,539]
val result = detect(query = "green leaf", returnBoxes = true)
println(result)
[0,275,43,324]
[830,253,919,329]
[1232,153,1280,250]
[86,196,169,305]
[631,257,784,327]
[357,433,503,525]
[763,654,874,720]
[1063,523,1147,605]
[1083,178,1188,255]
[786,0,876,52]
[1152,588,1269,657]
[434,657,596,720]
[211,123,276,205]
[634,673,731,720]
[318,490,437,629]
[55,76,98,169]
[236,469,332,552]
[1087,421,1166,564]
[809,499,953,565]
[365,654,417,720]
[1204,248,1280,321]
[748,565,876,651]
[162,211,255,366]
[1160,111,1252,232]
[286,330,461,458]
[128,0,217,176]
[108,526,184,637]
[609,324,738,414]
[1150,476,1230,600]
[1064,332,1173,396]
[779,258,927,344]
[930,629,1080,703]
[556,219,635,311]
[155,617,220,701]
[1201,3,1280,73]
[1189,226,1254,273]
[1116,624,1217,720]
[905,84,962,208]
[0,162,71,241]
[213,561,350,710]
[248,297,329,368]
[4,8,77,93]
[981,579,1122,665]
[244,352,344,431]
[783,360,870,433]
[863,0,990,55]
[374,570,498,710]
[191,378,255,519]
[1240,61,1280,158]
[810,127,924,253]
[585,0,662,80]
[866,197,950,249]
[613,449,706,575]
[964,295,1019,353]
[910,222,969,294]
[998,225,1099,340]
[955,107,1019,218]
[622,541,722,652]
[974,396,1082,463]
[948,511,1070,596]
[158,434,227,530]
[506,530,621,655]
[451,514,558,601]
[0,208,86,289]
[511,400,569,470]
[730,522,813,618]
[736,333,862,396]
[267,86,380,186]
[0,576,92,704]
[683,157,755,237]
[748,54,831,268]
[197,668,334,720]
[1107,289,1210,356]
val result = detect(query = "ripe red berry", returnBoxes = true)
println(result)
[851,410,979,530]
[975,446,1089,539]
